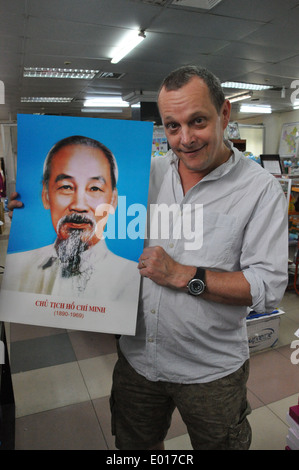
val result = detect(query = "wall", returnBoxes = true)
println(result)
[237,109,299,155]
[238,124,264,156]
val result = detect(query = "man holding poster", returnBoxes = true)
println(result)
[1,116,153,336]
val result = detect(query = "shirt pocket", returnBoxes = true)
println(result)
[184,211,238,269]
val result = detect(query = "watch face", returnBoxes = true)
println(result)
[188,278,205,295]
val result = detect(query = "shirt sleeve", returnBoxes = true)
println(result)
[241,179,289,313]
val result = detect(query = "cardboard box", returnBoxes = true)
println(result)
[246,310,284,352]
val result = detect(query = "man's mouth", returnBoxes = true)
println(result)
[180,144,207,156]
[67,221,92,230]
[63,214,94,226]
[57,213,96,237]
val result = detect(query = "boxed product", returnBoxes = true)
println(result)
[286,397,299,450]
[246,310,284,352]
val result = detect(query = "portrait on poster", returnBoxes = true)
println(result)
[0,114,153,335]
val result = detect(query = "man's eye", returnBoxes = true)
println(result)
[58,184,73,191]
[166,122,178,131]
[194,117,205,126]
[90,186,103,192]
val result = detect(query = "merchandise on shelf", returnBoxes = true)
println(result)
[286,397,299,450]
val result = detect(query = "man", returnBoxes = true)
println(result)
[4,135,138,300]
[110,66,289,450]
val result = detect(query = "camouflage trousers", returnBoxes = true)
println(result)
[110,346,252,450]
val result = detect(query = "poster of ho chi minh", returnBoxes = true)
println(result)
[0,114,153,335]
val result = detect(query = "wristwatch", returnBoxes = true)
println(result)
[187,267,206,296]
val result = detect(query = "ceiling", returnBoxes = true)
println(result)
[1,0,299,123]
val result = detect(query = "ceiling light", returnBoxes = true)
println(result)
[83,97,129,107]
[0,80,4,104]
[81,108,123,113]
[240,104,272,114]
[226,91,252,103]
[281,86,286,99]
[293,100,299,109]
[222,81,272,91]
[111,30,146,64]
[21,97,72,103]
[173,0,222,9]
[24,67,99,79]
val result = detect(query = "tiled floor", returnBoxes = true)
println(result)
[1,213,299,450]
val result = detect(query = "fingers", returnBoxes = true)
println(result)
[7,192,23,219]
[138,257,147,270]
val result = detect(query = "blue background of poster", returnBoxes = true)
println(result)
[8,114,153,262]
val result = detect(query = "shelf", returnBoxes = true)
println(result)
[231,139,246,152]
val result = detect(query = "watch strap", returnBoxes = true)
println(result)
[194,267,205,282]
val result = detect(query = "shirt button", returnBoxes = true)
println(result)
[148,337,154,343]
[169,243,174,248]
[150,309,156,314]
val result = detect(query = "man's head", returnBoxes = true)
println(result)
[41,136,118,277]
[158,65,226,114]
[158,65,231,177]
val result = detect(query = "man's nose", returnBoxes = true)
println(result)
[69,189,88,212]
[180,126,195,147]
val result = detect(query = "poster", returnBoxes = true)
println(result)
[0,114,153,335]
[278,122,299,158]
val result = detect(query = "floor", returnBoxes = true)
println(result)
[1,213,299,450]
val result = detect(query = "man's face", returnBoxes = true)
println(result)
[42,144,117,247]
[158,76,231,178]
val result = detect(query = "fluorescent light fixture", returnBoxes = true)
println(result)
[293,100,299,109]
[24,67,99,79]
[131,103,141,108]
[84,97,129,107]
[111,30,146,64]
[0,80,4,104]
[174,0,223,9]
[81,108,123,113]
[226,92,252,103]
[222,81,272,91]
[240,104,272,114]
[21,97,72,103]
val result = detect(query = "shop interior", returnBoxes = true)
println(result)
[0,0,299,451]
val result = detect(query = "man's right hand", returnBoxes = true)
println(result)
[7,191,23,219]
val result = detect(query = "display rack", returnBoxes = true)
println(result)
[230,139,246,152]
[278,178,299,294]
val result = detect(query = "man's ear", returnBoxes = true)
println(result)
[111,188,118,210]
[222,99,231,130]
[41,184,50,209]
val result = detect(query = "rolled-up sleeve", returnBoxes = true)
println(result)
[241,180,289,313]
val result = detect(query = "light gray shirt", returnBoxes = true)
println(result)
[120,143,289,384]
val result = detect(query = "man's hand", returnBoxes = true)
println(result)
[138,246,252,306]
[7,191,23,219]
[138,246,195,290]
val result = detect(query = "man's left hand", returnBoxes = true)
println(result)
[138,246,195,290]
